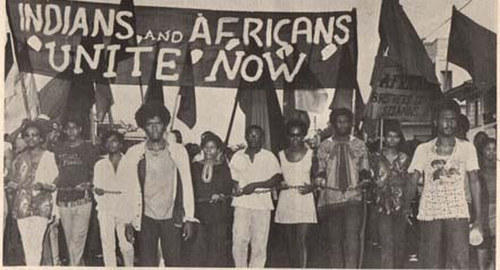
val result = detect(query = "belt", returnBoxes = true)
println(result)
[57,197,92,208]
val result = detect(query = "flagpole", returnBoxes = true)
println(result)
[379,118,384,151]
[138,77,145,104]
[170,89,181,131]
[224,93,239,146]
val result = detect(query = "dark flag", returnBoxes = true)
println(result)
[370,0,439,86]
[237,42,286,154]
[364,0,441,123]
[447,6,496,92]
[177,46,196,128]
[38,68,72,121]
[5,33,13,79]
[145,43,164,104]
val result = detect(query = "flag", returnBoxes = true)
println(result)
[237,42,286,154]
[145,43,164,104]
[38,68,72,121]
[94,79,113,122]
[80,29,114,122]
[5,33,13,79]
[4,63,39,134]
[364,0,441,123]
[370,0,439,86]
[177,46,196,128]
[4,39,40,134]
[447,6,496,92]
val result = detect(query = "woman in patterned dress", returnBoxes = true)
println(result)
[370,120,410,268]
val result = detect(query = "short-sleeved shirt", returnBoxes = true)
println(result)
[408,138,479,221]
[230,149,281,210]
[316,135,370,207]
[54,141,100,203]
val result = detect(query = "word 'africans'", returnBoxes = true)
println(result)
[18,3,352,47]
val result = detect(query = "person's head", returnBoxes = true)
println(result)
[102,130,124,154]
[383,119,404,150]
[286,119,308,148]
[245,125,265,150]
[434,99,460,137]
[63,117,84,142]
[456,114,470,140]
[201,132,223,161]
[135,101,171,142]
[21,121,45,149]
[171,130,183,144]
[329,108,353,136]
[473,131,488,151]
[482,138,496,162]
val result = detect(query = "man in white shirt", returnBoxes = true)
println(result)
[404,99,483,268]
[93,130,141,266]
[120,101,196,266]
[230,125,282,268]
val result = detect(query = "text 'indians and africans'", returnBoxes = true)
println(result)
[8,1,359,88]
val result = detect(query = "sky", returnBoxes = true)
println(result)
[23,0,497,145]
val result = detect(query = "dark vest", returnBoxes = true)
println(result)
[137,154,184,227]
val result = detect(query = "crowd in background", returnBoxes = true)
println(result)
[2,99,496,269]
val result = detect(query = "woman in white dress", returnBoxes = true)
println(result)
[275,119,317,268]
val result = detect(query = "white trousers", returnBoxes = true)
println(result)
[17,216,49,266]
[232,207,271,268]
[98,212,134,266]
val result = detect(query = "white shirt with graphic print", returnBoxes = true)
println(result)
[408,138,479,221]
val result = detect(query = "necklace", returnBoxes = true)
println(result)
[202,162,213,183]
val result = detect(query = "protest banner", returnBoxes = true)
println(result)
[7,0,358,89]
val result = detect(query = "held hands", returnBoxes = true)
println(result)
[75,182,93,191]
[94,188,105,196]
[209,193,223,203]
[5,181,18,190]
[298,183,316,194]
[314,177,327,188]
[240,183,257,195]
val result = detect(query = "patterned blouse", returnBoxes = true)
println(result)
[370,151,410,215]
[9,150,58,220]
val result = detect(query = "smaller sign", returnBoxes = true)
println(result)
[369,87,433,121]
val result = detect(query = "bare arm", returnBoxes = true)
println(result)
[240,174,283,195]
[404,170,421,216]
[468,170,483,233]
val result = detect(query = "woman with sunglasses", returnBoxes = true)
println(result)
[275,119,317,268]
[5,121,58,265]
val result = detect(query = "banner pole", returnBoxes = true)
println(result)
[138,77,145,104]
[170,90,181,131]
[379,118,384,152]
[224,93,239,146]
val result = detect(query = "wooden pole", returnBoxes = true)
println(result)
[138,77,145,104]
[379,118,384,152]
[224,93,239,146]
[170,90,181,131]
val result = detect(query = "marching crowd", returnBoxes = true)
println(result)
[2,99,496,269]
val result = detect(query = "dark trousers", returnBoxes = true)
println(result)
[419,218,469,269]
[319,202,363,268]
[378,213,407,268]
[137,216,181,266]
[184,222,229,267]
